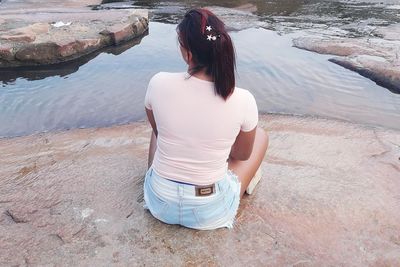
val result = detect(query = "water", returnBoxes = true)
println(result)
[1,0,400,138]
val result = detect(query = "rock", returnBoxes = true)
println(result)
[101,11,149,48]
[0,23,50,43]
[0,33,36,43]
[329,55,400,94]
[293,36,400,93]
[0,114,399,266]
[376,23,400,41]
[108,23,134,45]
[292,37,387,57]
[0,35,145,83]
[101,23,137,45]
[0,0,103,9]
[234,3,258,13]
[56,38,103,58]
[0,8,148,67]
[0,44,14,61]
[15,42,59,63]
[23,23,51,35]
[205,6,270,31]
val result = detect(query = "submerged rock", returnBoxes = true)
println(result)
[0,8,148,67]
[0,115,399,266]
[329,55,400,94]
[293,26,400,93]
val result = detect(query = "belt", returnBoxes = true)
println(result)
[166,178,216,197]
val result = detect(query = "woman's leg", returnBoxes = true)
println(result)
[148,130,157,169]
[228,127,269,198]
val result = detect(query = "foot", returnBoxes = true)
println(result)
[245,167,263,195]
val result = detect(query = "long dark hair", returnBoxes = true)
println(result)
[177,8,236,100]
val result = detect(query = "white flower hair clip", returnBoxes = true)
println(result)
[205,25,220,41]
[207,35,217,41]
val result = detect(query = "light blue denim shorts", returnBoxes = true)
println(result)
[143,167,241,230]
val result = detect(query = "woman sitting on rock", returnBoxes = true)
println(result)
[143,8,269,230]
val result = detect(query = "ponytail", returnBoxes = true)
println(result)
[210,32,235,99]
[177,9,236,100]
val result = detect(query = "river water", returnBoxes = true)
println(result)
[0,0,399,137]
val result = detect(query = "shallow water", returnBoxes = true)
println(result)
[1,0,400,137]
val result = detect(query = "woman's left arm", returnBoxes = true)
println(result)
[146,107,158,168]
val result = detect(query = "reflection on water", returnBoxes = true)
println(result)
[1,22,399,138]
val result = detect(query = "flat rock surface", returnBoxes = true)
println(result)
[0,0,148,67]
[1,115,399,266]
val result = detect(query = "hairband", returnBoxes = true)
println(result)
[205,25,220,41]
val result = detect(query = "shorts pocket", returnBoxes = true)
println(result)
[144,174,170,222]
[191,195,230,228]
[149,196,169,221]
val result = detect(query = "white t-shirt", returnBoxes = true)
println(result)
[145,72,258,185]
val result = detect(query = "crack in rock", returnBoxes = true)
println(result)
[4,210,27,223]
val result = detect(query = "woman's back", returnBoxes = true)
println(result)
[145,71,258,185]
[143,8,268,230]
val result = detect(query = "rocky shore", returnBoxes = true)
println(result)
[0,0,148,67]
[1,114,399,266]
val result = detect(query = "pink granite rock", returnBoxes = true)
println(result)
[0,9,148,67]
[0,33,36,43]
[0,45,14,61]
[0,115,399,266]
[56,38,104,58]
[0,23,50,43]
[15,42,59,63]
[100,16,148,45]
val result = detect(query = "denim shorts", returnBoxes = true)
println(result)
[143,167,241,230]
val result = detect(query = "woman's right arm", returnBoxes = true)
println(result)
[230,90,258,161]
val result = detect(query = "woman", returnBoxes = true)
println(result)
[143,8,268,230]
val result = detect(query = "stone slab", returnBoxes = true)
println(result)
[0,5,148,67]
[0,114,399,266]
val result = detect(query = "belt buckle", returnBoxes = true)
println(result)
[195,184,215,197]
